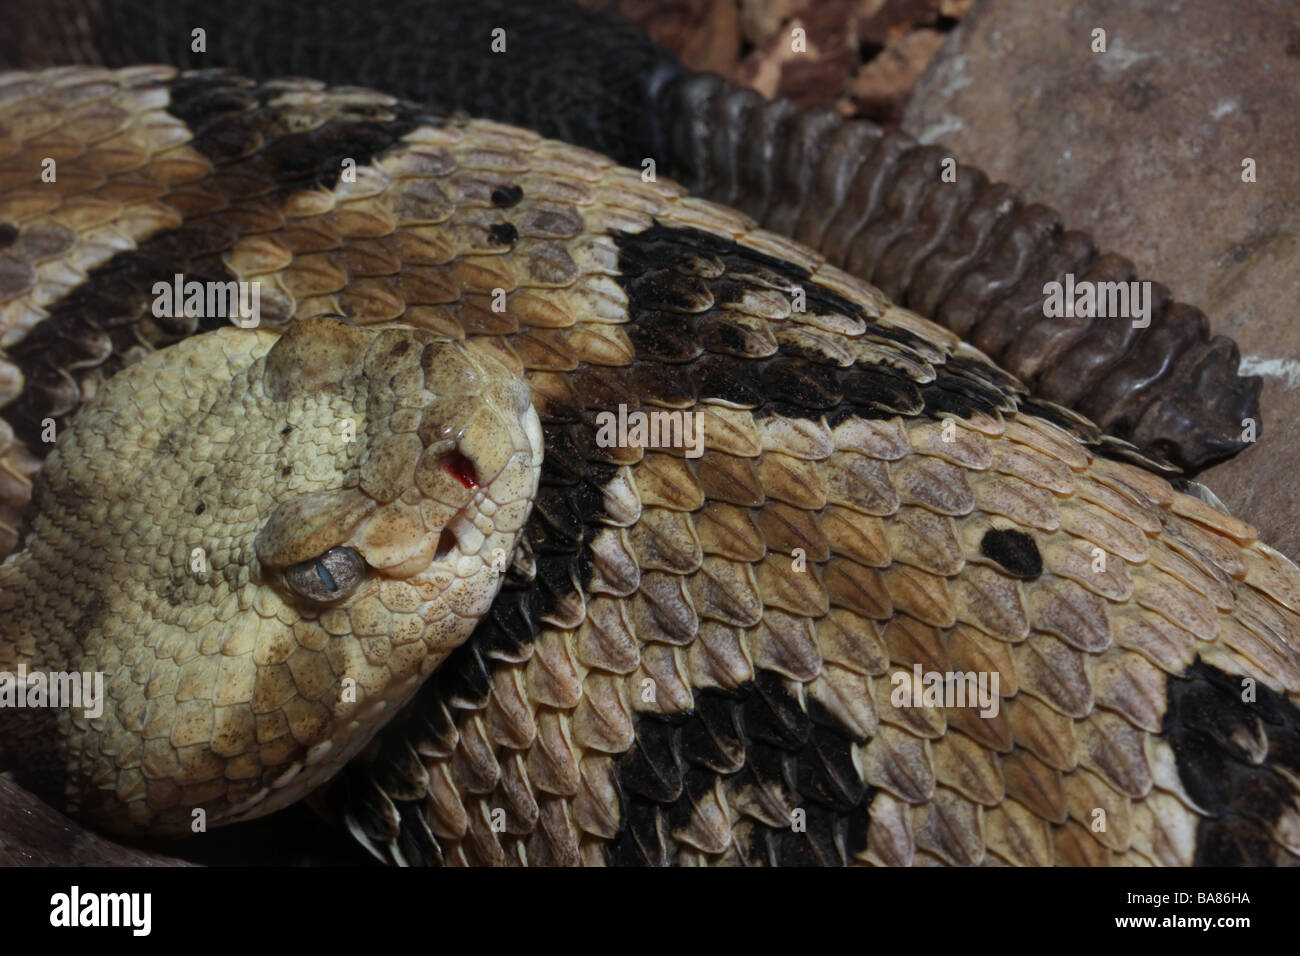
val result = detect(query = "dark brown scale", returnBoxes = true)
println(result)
[834,367,925,421]
[679,694,747,773]
[664,766,728,834]
[943,354,1026,403]
[737,740,795,803]
[696,313,768,357]
[794,722,869,812]
[609,800,671,866]
[393,809,442,867]
[623,310,702,362]
[686,356,765,407]
[768,804,854,867]
[441,640,494,706]
[473,594,535,662]
[567,366,638,414]
[745,671,812,749]
[1018,396,1102,445]
[758,359,844,410]
[657,73,1260,474]
[528,485,586,550]
[535,553,584,608]
[1164,661,1300,865]
[535,424,587,475]
[347,774,403,851]
[919,370,1005,420]
[411,689,459,752]
[617,719,685,805]
[370,738,427,803]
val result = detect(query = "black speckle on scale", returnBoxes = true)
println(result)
[978,527,1042,578]
[491,184,524,208]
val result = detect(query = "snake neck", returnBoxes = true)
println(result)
[0,552,50,669]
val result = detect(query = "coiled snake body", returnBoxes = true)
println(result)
[1,65,1298,866]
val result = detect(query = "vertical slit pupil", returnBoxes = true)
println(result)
[315,558,338,591]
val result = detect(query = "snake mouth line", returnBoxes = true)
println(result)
[433,527,458,562]
[433,485,495,567]
[409,461,517,590]
[431,447,480,561]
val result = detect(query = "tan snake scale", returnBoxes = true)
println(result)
[1,65,1298,866]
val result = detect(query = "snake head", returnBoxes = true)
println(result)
[1,316,541,836]
[228,317,543,828]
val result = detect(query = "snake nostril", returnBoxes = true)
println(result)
[434,527,458,560]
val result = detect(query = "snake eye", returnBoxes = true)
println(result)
[285,546,366,603]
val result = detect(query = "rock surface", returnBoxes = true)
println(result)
[904,0,1300,559]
